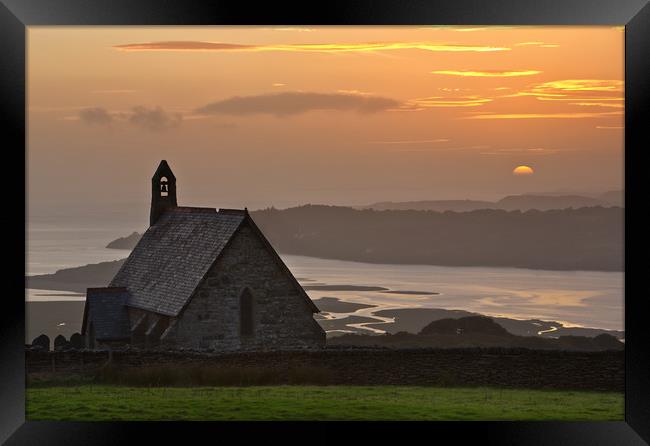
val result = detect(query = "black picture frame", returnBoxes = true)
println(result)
[2,0,649,444]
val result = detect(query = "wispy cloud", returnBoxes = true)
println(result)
[77,106,182,130]
[479,147,561,156]
[571,102,624,108]
[464,111,622,120]
[431,70,541,77]
[113,41,510,53]
[79,107,113,125]
[502,79,624,109]
[515,42,559,48]
[195,91,401,116]
[409,96,492,108]
[533,79,623,93]
[128,106,182,130]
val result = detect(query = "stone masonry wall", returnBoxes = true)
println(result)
[163,223,325,351]
[25,348,624,391]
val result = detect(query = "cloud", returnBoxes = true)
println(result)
[504,79,624,103]
[498,79,624,111]
[571,102,624,108]
[78,106,181,130]
[195,91,401,116]
[534,79,623,93]
[408,96,492,108]
[128,106,182,130]
[463,111,623,120]
[113,41,510,53]
[479,147,561,156]
[431,70,541,77]
[114,42,254,51]
[79,107,114,125]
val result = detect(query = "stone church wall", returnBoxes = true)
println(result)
[163,223,325,351]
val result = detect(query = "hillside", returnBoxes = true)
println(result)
[251,205,623,271]
[360,192,623,212]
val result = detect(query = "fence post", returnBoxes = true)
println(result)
[51,353,56,373]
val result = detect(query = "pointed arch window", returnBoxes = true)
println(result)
[240,288,254,337]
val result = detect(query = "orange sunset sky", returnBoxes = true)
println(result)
[27,26,624,211]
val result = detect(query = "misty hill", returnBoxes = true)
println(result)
[329,316,624,351]
[358,199,494,212]
[599,190,624,207]
[497,194,607,211]
[359,192,623,212]
[106,232,142,249]
[251,205,623,271]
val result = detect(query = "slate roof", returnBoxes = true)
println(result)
[82,287,131,341]
[109,207,246,316]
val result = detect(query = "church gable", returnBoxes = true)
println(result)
[110,206,245,316]
[167,220,325,351]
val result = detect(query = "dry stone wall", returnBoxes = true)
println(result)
[26,348,624,391]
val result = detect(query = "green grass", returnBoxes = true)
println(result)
[26,385,623,421]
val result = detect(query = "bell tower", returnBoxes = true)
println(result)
[150,160,178,226]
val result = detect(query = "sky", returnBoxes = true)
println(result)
[28,26,624,212]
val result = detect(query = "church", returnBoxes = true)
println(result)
[81,161,325,351]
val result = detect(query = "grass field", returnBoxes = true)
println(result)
[26,386,623,421]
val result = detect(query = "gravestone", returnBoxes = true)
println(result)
[54,334,69,351]
[69,332,84,350]
[32,334,50,351]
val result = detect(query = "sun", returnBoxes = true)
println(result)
[513,165,534,176]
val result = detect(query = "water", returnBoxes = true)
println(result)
[26,206,146,276]
[25,209,624,331]
[283,256,623,331]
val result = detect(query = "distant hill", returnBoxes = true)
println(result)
[599,190,624,207]
[251,205,623,271]
[357,199,494,212]
[26,259,126,293]
[329,316,624,351]
[106,232,141,249]
[104,201,624,271]
[359,192,623,212]
[496,194,607,211]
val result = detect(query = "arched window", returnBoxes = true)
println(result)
[240,289,254,337]
[160,176,169,197]
[88,322,95,349]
